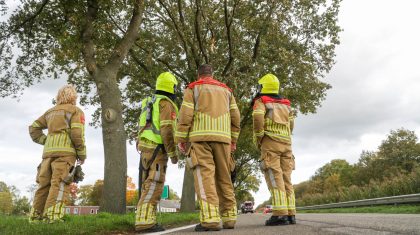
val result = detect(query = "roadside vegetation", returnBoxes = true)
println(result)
[295,128,420,206]
[0,212,199,235]
[298,204,420,214]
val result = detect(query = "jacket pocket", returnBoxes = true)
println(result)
[61,161,74,185]
[260,151,278,171]
[35,162,42,184]
[141,150,154,170]
[186,147,199,169]
[228,153,236,173]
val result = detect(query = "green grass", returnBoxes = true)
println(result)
[0,212,199,235]
[298,204,420,214]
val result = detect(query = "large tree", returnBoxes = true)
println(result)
[0,0,145,213]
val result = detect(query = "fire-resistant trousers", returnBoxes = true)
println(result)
[260,137,296,216]
[30,155,75,222]
[187,142,237,229]
[135,149,168,230]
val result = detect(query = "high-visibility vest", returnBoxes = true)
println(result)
[138,94,178,144]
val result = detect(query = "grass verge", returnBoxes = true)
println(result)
[298,204,420,214]
[0,212,199,235]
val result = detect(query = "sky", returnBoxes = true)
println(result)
[1,0,420,207]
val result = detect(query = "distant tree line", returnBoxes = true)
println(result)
[0,181,31,215]
[295,128,420,206]
[73,176,180,207]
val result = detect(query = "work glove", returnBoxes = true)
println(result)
[231,142,237,152]
[73,165,85,183]
[178,143,187,154]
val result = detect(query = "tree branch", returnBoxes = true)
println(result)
[252,31,261,61]
[252,2,276,63]
[194,0,208,63]
[160,0,194,73]
[156,58,189,83]
[131,41,189,83]
[106,0,145,70]
[1,0,49,40]
[81,0,98,77]
[177,0,185,25]
[128,49,149,72]
[222,0,239,77]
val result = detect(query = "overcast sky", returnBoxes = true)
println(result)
[1,0,420,207]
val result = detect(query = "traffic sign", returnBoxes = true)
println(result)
[161,185,169,199]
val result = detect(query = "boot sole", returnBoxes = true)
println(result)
[265,221,290,226]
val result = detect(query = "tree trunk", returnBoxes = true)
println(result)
[180,166,196,212]
[96,68,127,214]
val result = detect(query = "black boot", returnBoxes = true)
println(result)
[136,224,165,233]
[194,223,222,232]
[265,216,290,226]
[288,215,296,224]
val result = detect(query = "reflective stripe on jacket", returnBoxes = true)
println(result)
[176,78,241,144]
[252,96,294,145]
[29,104,86,160]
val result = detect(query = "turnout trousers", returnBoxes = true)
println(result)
[30,155,76,222]
[135,149,168,230]
[260,137,296,216]
[187,142,237,229]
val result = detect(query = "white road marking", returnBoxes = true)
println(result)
[142,224,196,235]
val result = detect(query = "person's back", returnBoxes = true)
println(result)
[28,85,86,223]
[30,104,86,158]
[177,76,239,143]
[252,74,296,226]
[135,72,179,233]
[176,64,240,231]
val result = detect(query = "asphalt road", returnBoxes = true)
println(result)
[165,213,420,235]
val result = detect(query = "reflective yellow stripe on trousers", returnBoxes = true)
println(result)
[221,206,237,222]
[136,163,161,226]
[287,192,296,210]
[195,166,221,224]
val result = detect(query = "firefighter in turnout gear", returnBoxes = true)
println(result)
[28,85,86,223]
[252,74,296,226]
[176,64,241,231]
[135,72,179,233]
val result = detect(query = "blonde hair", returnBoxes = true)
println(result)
[56,85,78,105]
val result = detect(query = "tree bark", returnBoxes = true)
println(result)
[96,68,127,214]
[180,166,196,212]
[81,0,144,214]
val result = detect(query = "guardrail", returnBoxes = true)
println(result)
[296,193,420,210]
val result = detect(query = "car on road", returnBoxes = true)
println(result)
[263,205,272,214]
[241,201,254,214]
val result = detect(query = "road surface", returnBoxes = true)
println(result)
[161,213,420,235]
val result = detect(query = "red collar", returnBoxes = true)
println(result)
[260,96,291,106]
[188,77,232,92]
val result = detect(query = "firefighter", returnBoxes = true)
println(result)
[252,74,296,226]
[135,72,179,233]
[176,64,241,231]
[28,85,86,223]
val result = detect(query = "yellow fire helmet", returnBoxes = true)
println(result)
[156,72,178,94]
[258,73,280,94]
